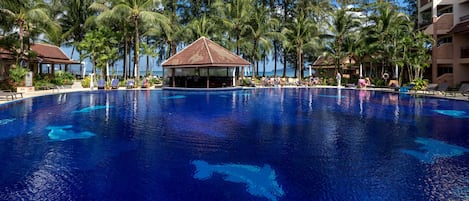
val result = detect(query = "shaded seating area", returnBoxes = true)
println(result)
[169,76,234,88]
[162,37,250,89]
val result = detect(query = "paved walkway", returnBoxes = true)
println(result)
[1,84,468,105]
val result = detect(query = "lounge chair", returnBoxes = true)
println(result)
[97,79,105,89]
[126,80,135,89]
[435,83,449,95]
[463,88,469,99]
[445,83,469,96]
[0,91,15,100]
[111,79,119,89]
[423,83,438,94]
[8,90,22,99]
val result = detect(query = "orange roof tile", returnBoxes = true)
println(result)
[30,43,79,64]
[162,37,250,68]
[0,43,78,64]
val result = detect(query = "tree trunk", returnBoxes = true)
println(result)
[123,38,128,79]
[262,56,266,77]
[273,41,277,77]
[134,16,140,85]
[146,38,150,76]
[283,53,287,78]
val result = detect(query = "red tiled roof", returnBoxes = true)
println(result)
[0,43,78,64]
[162,37,250,68]
[0,47,13,60]
[30,43,79,64]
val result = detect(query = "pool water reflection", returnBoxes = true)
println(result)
[0,88,468,200]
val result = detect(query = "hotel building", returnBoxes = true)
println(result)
[418,0,469,87]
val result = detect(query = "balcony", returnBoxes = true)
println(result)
[424,13,454,35]
[437,43,453,59]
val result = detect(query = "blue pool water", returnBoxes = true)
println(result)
[0,88,468,200]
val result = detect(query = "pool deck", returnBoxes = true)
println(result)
[1,83,468,105]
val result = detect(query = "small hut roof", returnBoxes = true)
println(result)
[162,37,250,68]
[0,43,79,64]
[31,43,79,64]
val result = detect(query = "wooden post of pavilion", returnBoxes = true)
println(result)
[206,68,210,88]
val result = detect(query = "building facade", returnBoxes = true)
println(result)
[419,0,469,87]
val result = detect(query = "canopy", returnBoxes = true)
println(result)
[162,37,250,68]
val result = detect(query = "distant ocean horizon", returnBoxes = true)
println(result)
[73,68,300,78]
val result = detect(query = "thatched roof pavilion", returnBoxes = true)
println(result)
[162,37,250,88]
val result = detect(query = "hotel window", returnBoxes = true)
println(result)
[437,7,453,16]
[437,37,452,47]
[437,66,453,76]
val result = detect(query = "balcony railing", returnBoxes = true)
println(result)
[420,0,432,7]
[461,47,469,58]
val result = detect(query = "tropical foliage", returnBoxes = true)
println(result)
[0,0,430,85]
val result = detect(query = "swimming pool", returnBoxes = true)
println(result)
[0,88,468,200]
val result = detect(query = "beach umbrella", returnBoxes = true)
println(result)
[395,64,398,79]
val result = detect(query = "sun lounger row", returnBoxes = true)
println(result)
[416,83,469,97]
[96,79,149,89]
[0,90,23,100]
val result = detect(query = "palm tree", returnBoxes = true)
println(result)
[187,14,218,40]
[56,0,94,58]
[368,2,409,76]
[324,7,361,74]
[405,31,432,82]
[245,5,282,77]
[282,11,318,79]
[97,0,169,84]
[160,0,183,58]
[0,0,60,65]
[218,0,253,76]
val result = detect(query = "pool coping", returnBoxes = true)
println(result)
[1,85,467,105]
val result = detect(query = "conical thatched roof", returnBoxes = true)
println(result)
[162,37,250,68]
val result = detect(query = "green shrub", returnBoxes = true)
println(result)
[410,78,429,90]
[53,71,74,85]
[8,65,29,83]
[34,79,54,90]
[149,77,161,85]
[81,76,91,88]
[373,78,385,87]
